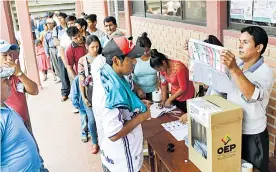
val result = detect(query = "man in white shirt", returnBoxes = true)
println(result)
[85,14,105,39]
[221,26,273,172]
[91,37,151,172]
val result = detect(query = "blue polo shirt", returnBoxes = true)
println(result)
[1,105,41,172]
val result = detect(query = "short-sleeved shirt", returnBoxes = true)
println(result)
[91,58,143,171]
[89,29,105,39]
[160,60,195,102]
[227,57,274,135]
[60,33,72,51]
[66,41,87,73]
[133,57,158,93]
[5,76,29,122]
[52,25,66,57]
[1,105,41,171]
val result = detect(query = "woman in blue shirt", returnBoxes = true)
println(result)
[133,32,158,100]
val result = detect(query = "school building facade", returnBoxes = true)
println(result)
[77,0,276,158]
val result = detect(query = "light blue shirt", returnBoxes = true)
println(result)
[133,57,158,93]
[1,105,41,172]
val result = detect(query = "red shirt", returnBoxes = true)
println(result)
[66,42,87,73]
[5,76,29,122]
[161,60,195,102]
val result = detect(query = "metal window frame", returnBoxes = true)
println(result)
[132,0,206,26]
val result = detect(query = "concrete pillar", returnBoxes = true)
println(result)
[124,0,132,37]
[75,0,83,18]
[14,0,41,87]
[206,1,227,42]
[1,1,16,44]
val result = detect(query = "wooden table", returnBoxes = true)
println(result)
[142,112,200,172]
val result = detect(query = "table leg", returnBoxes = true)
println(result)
[154,152,162,172]
[148,142,155,172]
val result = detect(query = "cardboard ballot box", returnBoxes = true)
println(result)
[187,95,243,172]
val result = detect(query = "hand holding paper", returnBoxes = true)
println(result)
[221,49,239,72]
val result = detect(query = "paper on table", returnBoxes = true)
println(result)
[161,121,188,141]
[150,103,176,118]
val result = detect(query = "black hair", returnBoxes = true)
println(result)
[105,55,125,66]
[241,26,268,55]
[58,12,67,19]
[66,26,80,38]
[86,35,102,54]
[203,35,223,47]
[76,18,88,30]
[81,12,86,16]
[85,14,97,22]
[47,12,54,18]
[43,23,47,27]
[103,16,117,25]
[136,32,152,48]
[71,13,76,17]
[150,49,169,69]
[66,15,77,23]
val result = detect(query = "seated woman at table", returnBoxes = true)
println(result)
[133,32,158,100]
[150,49,195,113]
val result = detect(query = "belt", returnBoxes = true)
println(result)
[49,47,56,48]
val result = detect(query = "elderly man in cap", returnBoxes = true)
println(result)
[44,18,60,82]
[0,66,43,171]
[91,37,151,172]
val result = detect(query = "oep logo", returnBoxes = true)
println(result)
[217,135,236,154]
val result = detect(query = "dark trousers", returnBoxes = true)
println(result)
[242,128,269,172]
[172,100,187,113]
[58,57,70,96]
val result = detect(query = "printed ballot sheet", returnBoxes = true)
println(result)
[150,103,176,118]
[161,121,188,141]
[188,38,232,93]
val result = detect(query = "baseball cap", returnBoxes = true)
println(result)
[0,40,18,53]
[0,67,15,79]
[46,18,54,23]
[102,37,144,59]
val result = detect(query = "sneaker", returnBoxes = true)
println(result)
[55,79,61,84]
[72,108,79,113]
[81,136,88,143]
[91,144,99,154]
[87,133,91,139]
[61,96,68,102]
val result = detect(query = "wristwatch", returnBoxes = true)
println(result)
[16,71,23,77]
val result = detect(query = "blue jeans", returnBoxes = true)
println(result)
[80,103,98,145]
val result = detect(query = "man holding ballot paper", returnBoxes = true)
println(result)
[184,26,273,172]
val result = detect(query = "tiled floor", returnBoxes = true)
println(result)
[27,75,103,172]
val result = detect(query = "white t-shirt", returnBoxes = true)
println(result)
[91,56,143,172]
[89,29,105,39]
[60,33,72,51]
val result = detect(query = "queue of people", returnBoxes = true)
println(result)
[0,10,274,172]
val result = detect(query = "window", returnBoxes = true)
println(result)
[132,0,206,25]
[228,0,276,36]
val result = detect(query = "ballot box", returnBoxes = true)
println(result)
[187,95,243,172]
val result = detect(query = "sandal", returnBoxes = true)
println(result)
[91,144,99,154]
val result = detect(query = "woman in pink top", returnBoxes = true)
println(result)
[35,40,51,81]
[150,49,195,113]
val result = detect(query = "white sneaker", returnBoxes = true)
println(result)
[72,108,79,113]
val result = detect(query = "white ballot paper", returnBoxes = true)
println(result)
[188,38,232,93]
[161,121,188,141]
[150,103,176,118]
